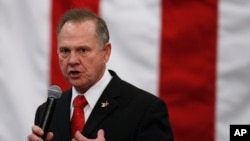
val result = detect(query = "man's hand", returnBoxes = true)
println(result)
[72,129,105,141]
[27,125,53,141]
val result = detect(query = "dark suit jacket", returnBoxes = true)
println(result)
[34,70,174,141]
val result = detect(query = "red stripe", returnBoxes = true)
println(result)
[50,0,100,92]
[160,1,218,141]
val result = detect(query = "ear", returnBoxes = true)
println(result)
[103,42,111,63]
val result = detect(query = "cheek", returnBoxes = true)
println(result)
[58,59,63,66]
[59,59,67,70]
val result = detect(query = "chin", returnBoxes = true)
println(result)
[69,80,84,87]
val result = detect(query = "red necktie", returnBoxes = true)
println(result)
[71,95,87,138]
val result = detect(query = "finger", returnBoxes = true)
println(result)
[45,132,54,141]
[75,131,88,140]
[32,125,44,136]
[27,133,42,141]
[97,129,105,140]
[97,129,105,137]
[27,126,44,141]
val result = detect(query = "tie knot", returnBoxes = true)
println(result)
[73,95,87,108]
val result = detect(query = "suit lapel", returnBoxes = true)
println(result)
[83,72,121,136]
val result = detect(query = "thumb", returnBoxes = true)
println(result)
[97,129,105,139]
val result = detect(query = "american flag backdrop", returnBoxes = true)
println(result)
[0,0,250,141]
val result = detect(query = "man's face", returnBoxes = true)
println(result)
[57,20,111,93]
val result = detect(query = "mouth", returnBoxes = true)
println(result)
[68,70,81,78]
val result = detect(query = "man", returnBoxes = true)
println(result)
[27,8,173,141]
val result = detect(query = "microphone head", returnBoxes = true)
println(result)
[48,85,62,99]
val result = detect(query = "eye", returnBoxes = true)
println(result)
[59,48,70,54]
[79,48,87,53]
[58,47,70,58]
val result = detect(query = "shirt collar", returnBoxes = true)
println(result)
[71,69,112,109]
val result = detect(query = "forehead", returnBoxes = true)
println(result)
[58,20,98,42]
[61,20,96,35]
[57,20,101,47]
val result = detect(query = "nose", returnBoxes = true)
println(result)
[68,51,80,65]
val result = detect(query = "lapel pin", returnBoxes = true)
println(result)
[101,101,109,108]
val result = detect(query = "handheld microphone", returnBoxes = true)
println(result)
[39,85,62,139]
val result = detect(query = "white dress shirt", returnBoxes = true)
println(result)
[70,69,112,122]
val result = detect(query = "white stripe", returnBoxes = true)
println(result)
[100,0,161,95]
[217,0,250,140]
[0,0,50,140]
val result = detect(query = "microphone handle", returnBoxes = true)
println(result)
[39,97,57,139]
